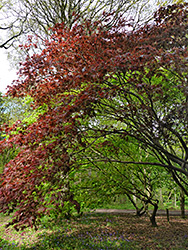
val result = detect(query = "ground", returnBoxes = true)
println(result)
[1,211,188,249]
[116,213,188,249]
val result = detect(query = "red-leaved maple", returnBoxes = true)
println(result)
[0,4,188,229]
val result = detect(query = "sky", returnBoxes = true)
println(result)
[0,50,17,94]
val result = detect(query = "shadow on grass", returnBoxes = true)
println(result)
[0,238,20,250]
[31,228,134,250]
[0,213,135,250]
[33,213,134,250]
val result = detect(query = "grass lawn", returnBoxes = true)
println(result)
[0,212,188,249]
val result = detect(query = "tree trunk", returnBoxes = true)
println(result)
[126,193,145,216]
[136,206,146,216]
[166,208,170,222]
[175,192,177,208]
[159,188,163,205]
[149,203,158,227]
[180,188,185,218]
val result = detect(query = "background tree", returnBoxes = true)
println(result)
[0,0,28,49]
[0,0,185,51]
[73,135,170,226]
[0,0,145,64]
[0,95,31,174]
[0,92,6,136]
[0,93,16,173]
[2,96,31,125]
[1,0,183,65]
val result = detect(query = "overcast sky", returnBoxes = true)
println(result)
[0,50,17,94]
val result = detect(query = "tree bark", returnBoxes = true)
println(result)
[180,188,185,218]
[126,193,145,216]
[149,203,158,227]
[166,208,170,222]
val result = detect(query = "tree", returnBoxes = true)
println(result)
[1,0,149,65]
[71,3,188,190]
[0,0,28,49]
[2,0,184,64]
[0,95,32,174]
[0,0,184,51]
[1,0,184,67]
[0,92,6,135]
[1,96,32,125]
[73,135,168,226]
[0,3,188,229]
[0,93,8,173]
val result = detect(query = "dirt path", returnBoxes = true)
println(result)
[93,208,188,216]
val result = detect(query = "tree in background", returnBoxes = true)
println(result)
[0,93,16,173]
[73,135,169,226]
[0,92,7,173]
[0,3,187,229]
[0,0,147,63]
[0,92,6,137]
[0,0,184,64]
[0,0,28,49]
[0,0,185,51]
[0,95,31,174]
[2,96,31,125]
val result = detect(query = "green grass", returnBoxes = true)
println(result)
[99,200,188,211]
[99,203,134,210]
[0,213,135,250]
[98,200,135,210]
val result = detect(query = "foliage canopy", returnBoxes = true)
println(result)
[0,3,188,229]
